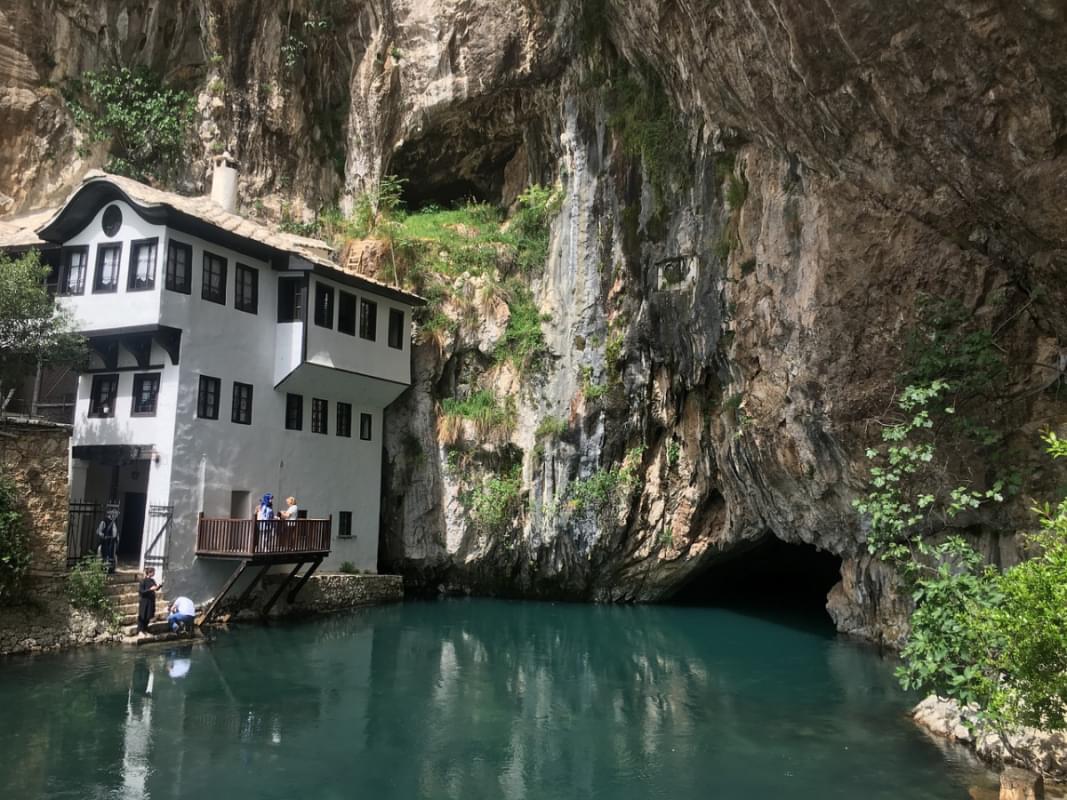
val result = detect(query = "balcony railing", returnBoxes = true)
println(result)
[195,515,331,561]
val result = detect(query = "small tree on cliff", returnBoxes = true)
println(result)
[0,475,31,604]
[0,250,84,413]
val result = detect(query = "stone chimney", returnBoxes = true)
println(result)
[210,152,239,213]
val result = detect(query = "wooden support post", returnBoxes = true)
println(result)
[233,563,271,609]
[197,559,250,626]
[261,561,305,618]
[287,558,323,604]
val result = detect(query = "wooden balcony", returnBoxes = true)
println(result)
[195,516,331,562]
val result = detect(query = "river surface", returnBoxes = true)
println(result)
[0,599,996,799]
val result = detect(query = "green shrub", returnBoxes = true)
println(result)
[496,284,549,374]
[468,467,523,535]
[67,558,114,617]
[339,561,359,575]
[441,390,517,443]
[0,476,30,605]
[568,447,644,517]
[65,66,192,181]
[535,417,568,440]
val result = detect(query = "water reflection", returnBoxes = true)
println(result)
[0,600,996,800]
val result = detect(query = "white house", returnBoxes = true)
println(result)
[1,161,423,603]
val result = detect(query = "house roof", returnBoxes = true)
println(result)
[0,171,425,306]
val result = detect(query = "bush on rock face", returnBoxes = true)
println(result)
[67,558,114,620]
[0,476,31,605]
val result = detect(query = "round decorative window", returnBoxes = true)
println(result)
[101,205,122,237]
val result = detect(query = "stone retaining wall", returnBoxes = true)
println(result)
[252,573,404,617]
[0,418,70,577]
[0,582,117,656]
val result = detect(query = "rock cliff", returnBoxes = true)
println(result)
[2,0,1066,645]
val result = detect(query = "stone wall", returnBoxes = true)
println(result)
[0,418,70,577]
[251,573,404,618]
[0,591,117,655]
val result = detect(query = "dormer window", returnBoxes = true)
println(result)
[93,244,122,293]
[101,205,122,237]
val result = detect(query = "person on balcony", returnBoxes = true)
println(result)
[281,496,299,519]
[256,493,276,550]
[167,596,196,633]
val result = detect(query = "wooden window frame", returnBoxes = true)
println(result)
[197,375,221,420]
[314,282,335,329]
[359,298,377,341]
[201,251,228,305]
[388,307,405,349]
[130,372,161,417]
[338,291,357,336]
[59,246,89,296]
[127,237,159,291]
[336,401,352,438]
[92,243,123,294]
[231,381,253,425]
[89,374,119,418]
[311,398,328,435]
[165,240,193,294]
[235,263,259,314]
[285,393,303,431]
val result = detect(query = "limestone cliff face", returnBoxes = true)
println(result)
[2,0,1066,645]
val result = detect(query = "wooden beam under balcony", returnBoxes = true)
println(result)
[195,515,331,563]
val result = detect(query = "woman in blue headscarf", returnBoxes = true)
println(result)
[255,493,275,551]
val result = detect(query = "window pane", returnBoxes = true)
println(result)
[312,398,328,434]
[359,412,372,440]
[89,374,118,417]
[359,299,377,341]
[128,240,157,290]
[339,511,352,538]
[336,401,352,437]
[62,248,87,295]
[278,277,305,322]
[388,308,404,349]
[236,264,258,313]
[202,252,227,304]
[166,241,191,293]
[314,283,334,328]
[338,292,356,335]
[285,393,303,430]
[197,375,220,419]
[131,373,160,415]
[231,382,252,424]
[94,245,121,292]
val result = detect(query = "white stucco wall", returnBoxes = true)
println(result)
[57,200,166,331]
[304,274,412,386]
[55,198,415,603]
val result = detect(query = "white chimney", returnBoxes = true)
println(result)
[211,152,239,213]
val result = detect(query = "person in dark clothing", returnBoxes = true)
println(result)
[137,566,162,637]
[97,509,119,574]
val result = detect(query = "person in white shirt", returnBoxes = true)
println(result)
[282,496,299,520]
[168,596,196,633]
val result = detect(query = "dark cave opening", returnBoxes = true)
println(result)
[668,536,842,621]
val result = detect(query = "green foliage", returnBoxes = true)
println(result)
[0,251,85,408]
[0,475,30,605]
[903,296,1007,398]
[535,416,568,441]
[468,467,523,536]
[604,68,689,205]
[67,558,114,618]
[568,447,644,517]
[666,440,680,468]
[339,561,359,574]
[496,284,550,374]
[853,381,1003,560]
[441,390,517,442]
[65,66,192,181]
[725,171,748,211]
[580,366,608,401]
[510,185,564,275]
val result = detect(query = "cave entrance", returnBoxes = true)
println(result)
[668,536,842,624]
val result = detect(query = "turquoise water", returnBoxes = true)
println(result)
[0,599,995,799]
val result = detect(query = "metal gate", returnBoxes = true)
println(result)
[66,501,100,565]
[143,504,173,570]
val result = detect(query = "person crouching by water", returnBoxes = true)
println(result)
[97,508,119,574]
[168,596,196,633]
[137,566,162,637]
[255,492,275,550]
